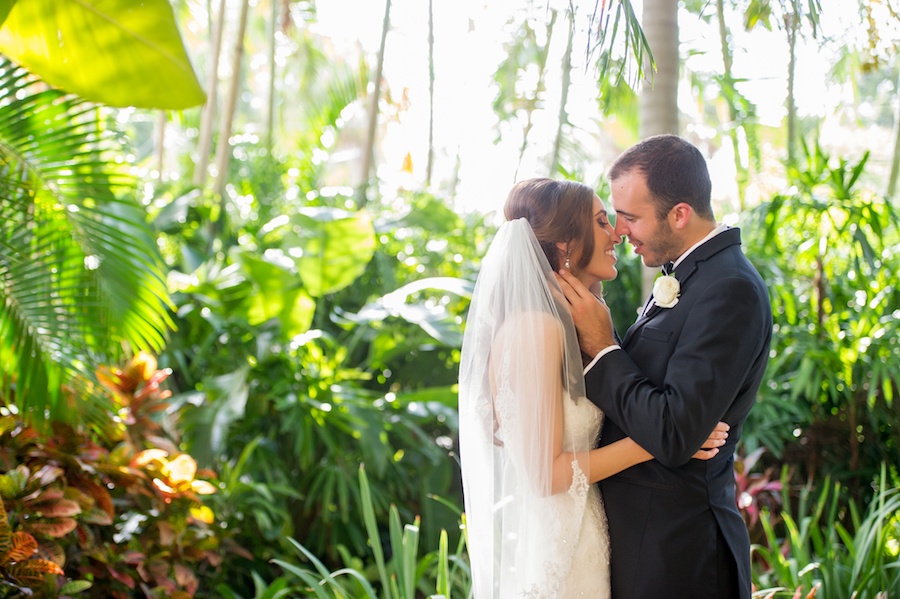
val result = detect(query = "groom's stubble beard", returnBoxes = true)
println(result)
[637,217,682,268]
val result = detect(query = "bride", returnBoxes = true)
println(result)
[458,178,726,598]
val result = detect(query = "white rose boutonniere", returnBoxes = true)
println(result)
[653,274,680,308]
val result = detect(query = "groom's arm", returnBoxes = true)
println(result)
[583,276,769,467]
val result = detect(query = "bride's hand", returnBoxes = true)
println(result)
[554,269,616,356]
[692,421,729,460]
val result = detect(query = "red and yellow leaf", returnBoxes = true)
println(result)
[6,557,64,586]
[73,477,114,520]
[25,518,78,538]
[82,506,114,526]
[31,498,82,518]
[0,498,11,559]
[37,539,66,567]
[7,531,38,561]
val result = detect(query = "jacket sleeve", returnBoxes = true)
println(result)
[585,275,770,467]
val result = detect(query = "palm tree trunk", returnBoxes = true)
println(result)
[194,0,227,188]
[550,9,574,176]
[425,0,435,186]
[638,0,678,139]
[785,12,799,163]
[638,0,678,297]
[213,0,250,200]
[357,0,392,208]
[887,69,900,197]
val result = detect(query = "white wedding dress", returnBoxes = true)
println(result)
[492,380,610,597]
[459,218,612,599]
[556,394,610,597]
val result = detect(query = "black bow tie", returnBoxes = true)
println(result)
[661,261,675,276]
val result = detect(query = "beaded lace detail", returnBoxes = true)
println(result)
[569,458,589,503]
[493,346,609,598]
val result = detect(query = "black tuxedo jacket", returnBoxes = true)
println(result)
[586,227,772,599]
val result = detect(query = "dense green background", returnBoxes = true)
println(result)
[0,1,898,597]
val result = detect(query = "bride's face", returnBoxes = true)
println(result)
[578,195,621,286]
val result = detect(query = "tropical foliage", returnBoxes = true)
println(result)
[1,0,899,597]
[752,466,900,598]
[0,0,201,426]
[0,0,204,109]
[265,466,470,599]
[0,353,222,598]
[741,142,900,490]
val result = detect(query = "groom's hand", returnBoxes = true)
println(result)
[555,269,617,357]
[692,421,730,460]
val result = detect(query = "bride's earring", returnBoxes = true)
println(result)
[564,251,571,270]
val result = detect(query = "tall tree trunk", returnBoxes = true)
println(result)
[638,0,678,139]
[265,0,278,152]
[550,9,574,176]
[155,111,167,180]
[212,0,250,241]
[194,0,227,188]
[357,0,392,208]
[785,12,799,164]
[638,0,678,297]
[425,0,435,186]
[887,69,900,197]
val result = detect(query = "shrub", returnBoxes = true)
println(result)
[0,353,226,598]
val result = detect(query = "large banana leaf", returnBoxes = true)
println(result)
[0,58,173,424]
[286,207,376,298]
[0,0,204,109]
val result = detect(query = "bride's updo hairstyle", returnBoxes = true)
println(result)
[503,177,597,273]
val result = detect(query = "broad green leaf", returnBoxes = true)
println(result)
[237,251,316,338]
[345,277,473,345]
[181,366,250,466]
[395,385,459,409]
[0,0,204,109]
[290,207,376,297]
[59,580,93,595]
[0,1,14,26]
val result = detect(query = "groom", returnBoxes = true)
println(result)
[557,135,772,598]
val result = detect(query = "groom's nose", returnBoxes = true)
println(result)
[610,227,623,245]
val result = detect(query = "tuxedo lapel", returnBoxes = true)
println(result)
[621,228,743,348]
[672,227,741,286]
[622,305,657,347]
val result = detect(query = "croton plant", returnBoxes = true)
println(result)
[0,353,221,598]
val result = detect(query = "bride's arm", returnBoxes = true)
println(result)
[495,313,727,497]
[554,424,729,494]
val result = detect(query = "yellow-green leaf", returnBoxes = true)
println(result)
[291,208,376,297]
[0,0,204,109]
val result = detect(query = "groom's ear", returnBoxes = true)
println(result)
[670,202,693,229]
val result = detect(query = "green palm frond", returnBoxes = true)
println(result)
[0,57,173,426]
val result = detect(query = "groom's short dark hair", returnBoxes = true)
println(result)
[608,134,714,221]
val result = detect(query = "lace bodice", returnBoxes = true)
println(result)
[493,382,610,598]
[560,395,609,599]
[562,394,603,451]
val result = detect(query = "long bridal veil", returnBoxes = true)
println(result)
[458,218,594,598]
